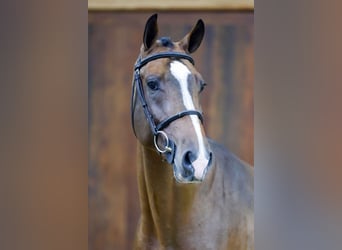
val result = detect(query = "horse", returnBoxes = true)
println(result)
[130,14,254,250]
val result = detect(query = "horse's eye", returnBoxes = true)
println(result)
[147,80,159,91]
[200,82,207,93]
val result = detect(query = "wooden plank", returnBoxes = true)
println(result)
[88,0,254,11]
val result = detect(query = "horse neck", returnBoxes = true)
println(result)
[137,143,205,243]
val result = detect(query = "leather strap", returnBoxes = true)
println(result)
[135,52,195,71]
[156,110,203,132]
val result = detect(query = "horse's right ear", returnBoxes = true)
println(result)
[143,14,158,51]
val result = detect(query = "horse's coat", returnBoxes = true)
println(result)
[131,14,254,250]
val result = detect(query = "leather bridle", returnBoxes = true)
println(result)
[131,52,204,164]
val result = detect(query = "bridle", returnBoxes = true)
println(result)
[131,51,204,164]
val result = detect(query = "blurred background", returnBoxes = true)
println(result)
[0,0,342,250]
[88,2,254,249]
[2,1,342,250]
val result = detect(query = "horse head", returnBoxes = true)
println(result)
[131,14,212,183]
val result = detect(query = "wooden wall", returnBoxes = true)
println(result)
[89,12,253,250]
[88,0,253,10]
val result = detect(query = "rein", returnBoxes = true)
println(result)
[131,52,204,164]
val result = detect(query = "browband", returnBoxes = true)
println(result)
[135,51,195,71]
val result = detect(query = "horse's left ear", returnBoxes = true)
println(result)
[179,19,205,54]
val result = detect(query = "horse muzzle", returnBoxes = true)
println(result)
[154,130,213,183]
[174,151,212,183]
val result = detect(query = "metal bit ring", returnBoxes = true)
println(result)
[154,131,172,153]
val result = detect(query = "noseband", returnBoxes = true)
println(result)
[131,52,204,164]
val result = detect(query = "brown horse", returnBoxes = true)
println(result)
[131,14,254,250]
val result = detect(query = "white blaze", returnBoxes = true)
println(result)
[170,61,209,180]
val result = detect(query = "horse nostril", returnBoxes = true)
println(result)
[182,151,195,177]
